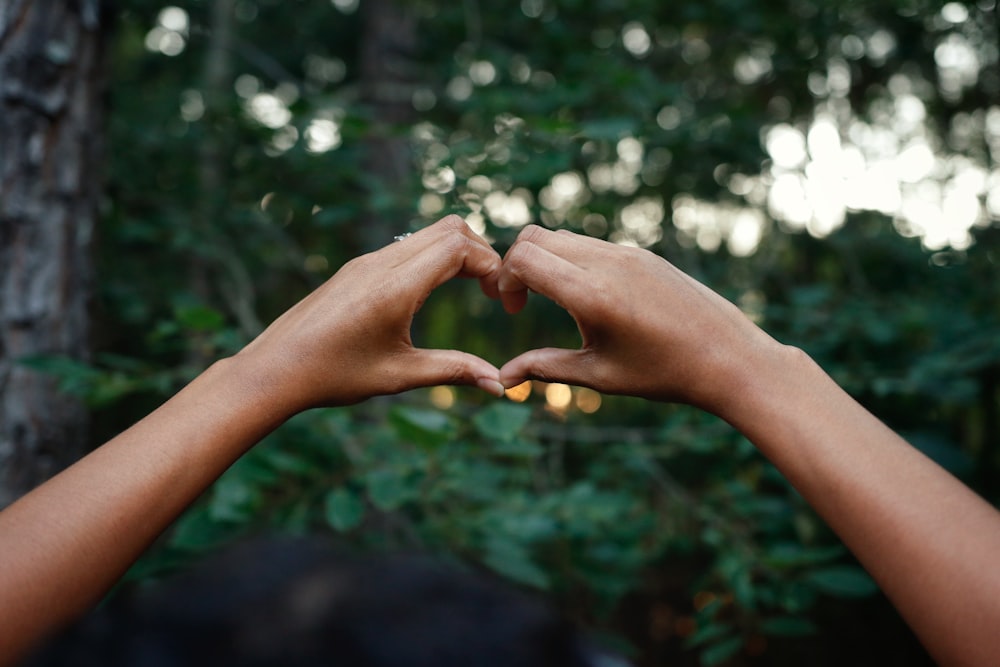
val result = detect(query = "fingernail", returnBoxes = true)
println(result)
[477,378,506,397]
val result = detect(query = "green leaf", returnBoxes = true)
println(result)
[700,636,744,666]
[208,474,260,522]
[760,616,818,637]
[169,507,242,552]
[324,488,365,532]
[789,285,832,308]
[174,304,225,332]
[805,566,878,598]
[578,117,637,140]
[482,539,550,590]
[16,354,99,379]
[763,543,845,568]
[365,468,415,511]
[685,622,732,648]
[472,402,532,442]
[491,438,544,458]
[389,406,455,448]
[261,448,316,476]
[496,512,559,542]
[16,355,102,398]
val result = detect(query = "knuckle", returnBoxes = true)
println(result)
[339,255,365,273]
[516,224,546,245]
[610,248,638,274]
[444,230,477,258]
[446,359,471,384]
[522,361,552,383]
[504,238,540,272]
[437,214,467,233]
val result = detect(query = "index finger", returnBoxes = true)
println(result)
[396,215,502,299]
[498,226,591,314]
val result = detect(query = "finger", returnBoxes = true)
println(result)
[390,215,495,266]
[401,218,502,297]
[478,274,501,300]
[508,225,606,264]
[397,348,505,397]
[383,215,459,253]
[499,282,528,314]
[375,216,502,303]
[499,347,598,390]
[498,234,586,314]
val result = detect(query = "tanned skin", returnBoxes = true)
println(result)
[498,226,1000,667]
[2,218,998,666]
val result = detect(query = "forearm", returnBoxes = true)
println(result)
[720,344,1000,667]
[0,217,505,665]
[496,224,1000,664]
[0,356,294,664]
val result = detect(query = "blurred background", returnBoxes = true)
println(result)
[2,0,999,664]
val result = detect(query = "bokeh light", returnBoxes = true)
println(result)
[504,381,532,403]
[544,383,573,411]
[145,7,188,57]
[575,388,602,414]
[429,386,455,410]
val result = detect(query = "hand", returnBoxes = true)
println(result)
[497,226,782,412]
[236,216,506,411]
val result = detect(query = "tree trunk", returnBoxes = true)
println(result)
[358,0,418,252]
[0,0,104,506]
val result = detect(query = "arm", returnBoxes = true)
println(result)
[497,225,1000,667]
[0,216,506,665]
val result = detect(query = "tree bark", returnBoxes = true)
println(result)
[0,0,104,506]
[358,0,418,252]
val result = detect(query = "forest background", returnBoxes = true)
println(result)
[2,0,1000,665]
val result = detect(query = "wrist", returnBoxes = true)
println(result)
[211,353,305,423]
[702,336,811,428]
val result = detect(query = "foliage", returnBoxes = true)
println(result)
[40,0,1000,664]
[121,393,880,661]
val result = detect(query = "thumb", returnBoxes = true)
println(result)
[400,348,505,397]
[499,347,597,390]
